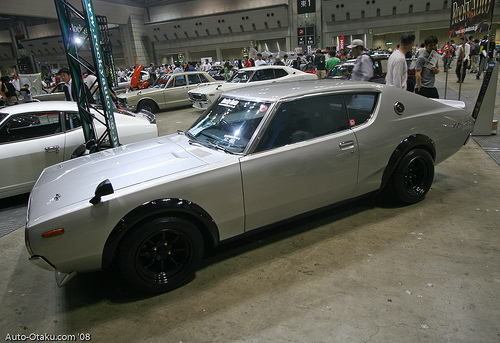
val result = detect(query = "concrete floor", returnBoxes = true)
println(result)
[1,65,499,343]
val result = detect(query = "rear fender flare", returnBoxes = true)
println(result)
[102,198,219,269]
[380,134,436,191]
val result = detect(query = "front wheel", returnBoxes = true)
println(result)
[137,99,158,113]
[390,149,434,204]
[118,217,204,293]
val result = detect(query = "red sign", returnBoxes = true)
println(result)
[340,35,345,50]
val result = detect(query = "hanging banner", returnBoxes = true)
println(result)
[449,0,495,37]
[339,35,345,50]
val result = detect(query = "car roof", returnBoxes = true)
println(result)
[221,79,384,103]
[0,101,79,115]
[236,65,298,72]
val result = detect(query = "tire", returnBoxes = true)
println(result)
[118,217,204,293]
[390,149,434,204]
[137,99,158,113]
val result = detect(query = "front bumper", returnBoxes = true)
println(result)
[188,94,210,109]
[29,255,77,287]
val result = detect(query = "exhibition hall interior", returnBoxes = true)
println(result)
[1,0,499,342]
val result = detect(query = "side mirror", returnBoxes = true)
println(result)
[89,179,114,205]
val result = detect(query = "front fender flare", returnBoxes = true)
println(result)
[102,198,219,269]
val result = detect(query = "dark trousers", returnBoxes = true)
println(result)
[416,86,439,99]
[456,60,468,82]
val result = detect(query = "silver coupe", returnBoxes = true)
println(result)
[25,80,474,293]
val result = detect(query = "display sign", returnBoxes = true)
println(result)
[472,62,496,120]
[449,0,495,37]
[340,35,345,50]
[298,26,315,46]
[298,0,316,14]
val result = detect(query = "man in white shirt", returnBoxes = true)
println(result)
[386,32,415,89]
[347,39,374,81]
[255,53,267,66]
[203,59,212,72]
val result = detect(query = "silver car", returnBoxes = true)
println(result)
[117,71,216,113]
[25,80,474,293]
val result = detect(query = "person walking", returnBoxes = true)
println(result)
[476,34,495,79]
[347,39,373,81]
[386,32,415,89]
[455,37,470,83]
[314,49,326,79]
[415,35,440,98]
[470,38,480,73]
[442,41,455,72]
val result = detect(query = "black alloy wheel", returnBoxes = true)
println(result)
[391,148,434,204]
[119,217,204,293]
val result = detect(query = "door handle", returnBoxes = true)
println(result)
[45,145,60,153]
[339,141,355,150]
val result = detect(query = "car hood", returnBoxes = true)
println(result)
[28,134,230,219]
[189,81,245,94]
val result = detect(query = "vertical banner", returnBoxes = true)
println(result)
[339,35,345,51]
[449,0,495,37]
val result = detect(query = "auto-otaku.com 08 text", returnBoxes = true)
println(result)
[5,333,91,341]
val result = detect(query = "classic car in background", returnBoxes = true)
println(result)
[188,65,317,109]
[326,56,416,92]
[32,82,67,102]
[26,80,473,294]
[0,101,158,199]
[117,71,216,113]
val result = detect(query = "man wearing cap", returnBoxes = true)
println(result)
[347,39,373,81]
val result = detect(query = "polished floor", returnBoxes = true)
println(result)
[0,64,499,342]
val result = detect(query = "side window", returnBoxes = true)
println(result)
[187,74,201,84]
[274,68,288,78]
[173,75,187,87]
[255,94,349,152]
[344,93,378,127]
[65,112,82,131]
[252,69,275,81]
[0,112,62,143]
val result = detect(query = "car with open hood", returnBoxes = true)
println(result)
[117,71,216,113]
[26,80,473,293]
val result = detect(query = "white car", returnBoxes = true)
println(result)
[188,65,317,109]
[0,101,158,199]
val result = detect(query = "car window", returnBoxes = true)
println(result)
[274,68,288,78]
[345,93,378,127]
[0,112,62,143]
[255,94,349,152]
[173,75,187,87]
[187,74,201,84]
[251,69,275,81]
[187,97,271,154]
[154,75,171,89]
[64,112,82,131]
[228,70,253,83]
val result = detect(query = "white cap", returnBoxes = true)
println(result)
[347,39,364,49]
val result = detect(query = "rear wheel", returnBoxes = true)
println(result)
[137,99,158,113]
[390,149,434,204]
[119,217,204,293]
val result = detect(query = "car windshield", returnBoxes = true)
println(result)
[227,70,253,83]
[187,97,272,154]
[152,74,172,89]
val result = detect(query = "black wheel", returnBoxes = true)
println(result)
[119,217,204,293]
[137,99,158,113]
[390,149,434,204]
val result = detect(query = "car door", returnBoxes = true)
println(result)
[239,94,359,231]
[0,111,66,197]
[164,74,189,108]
